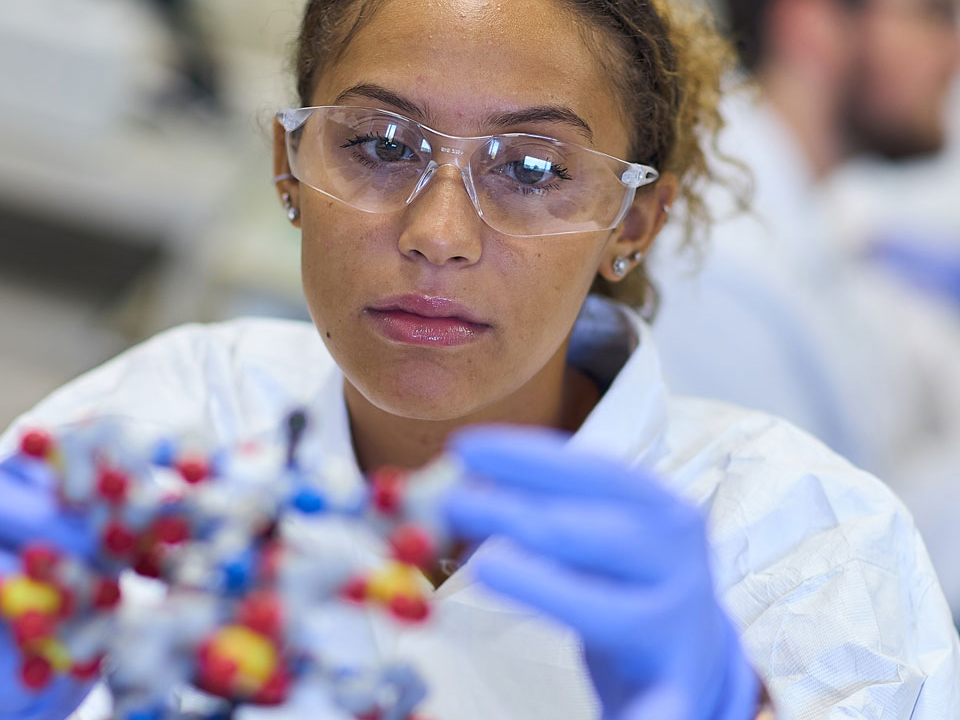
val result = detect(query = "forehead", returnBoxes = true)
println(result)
[311,0,631,154]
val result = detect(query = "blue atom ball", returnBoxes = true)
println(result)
[293,488,326,514]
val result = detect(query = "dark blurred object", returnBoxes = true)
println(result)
[0,202,163,306]
[149,0,224,113]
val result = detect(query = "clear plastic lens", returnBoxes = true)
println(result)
[284,106,654,237]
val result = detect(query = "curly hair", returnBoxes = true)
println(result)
[292,0,738,314]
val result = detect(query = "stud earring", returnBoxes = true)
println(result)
[611,251,645,278]
[281,193,299,222]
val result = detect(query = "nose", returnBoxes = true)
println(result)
[397,163,484,267]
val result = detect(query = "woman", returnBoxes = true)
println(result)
[0,0,957,718]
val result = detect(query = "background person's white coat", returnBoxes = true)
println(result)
[651,90,960,618]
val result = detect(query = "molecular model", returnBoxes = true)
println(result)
[0,411,462,720]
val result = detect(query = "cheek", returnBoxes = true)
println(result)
[502,243,604,343]
[299,200,376,329]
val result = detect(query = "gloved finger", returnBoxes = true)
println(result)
[0,475,94,559]
[449,427,675,506]
[613,680,689,720]
[469,540,682,654]
[0,455,56,488]
[445,484,700,581]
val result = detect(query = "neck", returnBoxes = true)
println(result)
[345,342,600,472]
[759,63,843,178]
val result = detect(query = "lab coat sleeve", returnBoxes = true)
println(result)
[670,404,960,720]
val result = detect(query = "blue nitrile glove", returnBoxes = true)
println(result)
[0,455,95,558]
[444,428,759,720]
[0,455,97,720]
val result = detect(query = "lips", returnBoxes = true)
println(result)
[365,295,491,347]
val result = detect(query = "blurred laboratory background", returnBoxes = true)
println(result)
[0,0,308,428]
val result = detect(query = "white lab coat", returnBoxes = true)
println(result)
[650,90,960,616]
[1,297,958,720]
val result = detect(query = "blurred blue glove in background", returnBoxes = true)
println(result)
[0,455,96,720]
[869,235,960,308]
[445,428,759,720]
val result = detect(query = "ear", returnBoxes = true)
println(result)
[597,173,678,283]
[273,118,302,228]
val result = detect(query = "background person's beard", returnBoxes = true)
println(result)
[840,76,949,161]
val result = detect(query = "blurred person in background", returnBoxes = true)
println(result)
[650,0,960,617]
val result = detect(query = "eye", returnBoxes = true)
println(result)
[495,155,572,185]
[342,134,419,163]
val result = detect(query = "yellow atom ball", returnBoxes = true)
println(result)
[0,577,61,619]
[366,562,423,604]
[29,637,72,672]
[209,625,277,693]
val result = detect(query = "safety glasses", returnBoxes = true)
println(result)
[276,105,660,238]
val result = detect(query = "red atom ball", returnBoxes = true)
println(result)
[389,595,429,622]
[152,515,190,545]
[133,548,164,579]
[21,655,53,690]
[20,430,52,459]
[96,467,129,505]
[389,525,435,569]
[101,521,136,557]
[371,467,407,515]
[14,611,55,646]
[93,578,122,609]
[197,645,239,697]
[340,576,368,603]
[253,669,291,705]
[176,457,209,484]
[70,655,103,680]
[22,545,60,582]
[238,591,283,639]
[55,587,75,620]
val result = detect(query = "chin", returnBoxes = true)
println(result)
[349,363,494,422]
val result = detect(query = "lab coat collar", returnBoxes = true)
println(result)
[566,296,669,466]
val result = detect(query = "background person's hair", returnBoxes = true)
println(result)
[293,0,738,314]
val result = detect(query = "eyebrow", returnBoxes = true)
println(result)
[334,83,593,141]
[484,107,593,142]
[335,84,431,121]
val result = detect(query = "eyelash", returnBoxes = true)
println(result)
[341,133,388,149]
[351,151,380,168]
[519,181,564,196]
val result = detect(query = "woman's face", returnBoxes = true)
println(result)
[279,0,663,421]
